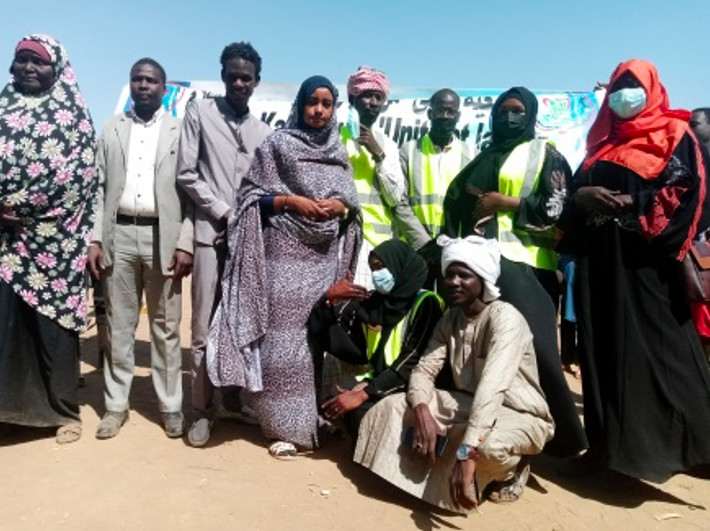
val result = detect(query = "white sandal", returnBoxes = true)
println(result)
[268,440,297,459]
[56,423,82,444]
[487,459,530,503]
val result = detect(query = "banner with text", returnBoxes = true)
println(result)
[116,81,602,171]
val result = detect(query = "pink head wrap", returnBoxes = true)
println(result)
[15,39,53,64]
[347,66,390,98]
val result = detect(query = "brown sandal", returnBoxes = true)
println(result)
[56,423,82,444]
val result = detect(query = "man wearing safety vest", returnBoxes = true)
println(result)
[340,66,424,289]
[397,89,476,248]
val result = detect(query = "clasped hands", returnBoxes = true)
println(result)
[326,274,370,303]
[573,186,632,217]
[287,197,347,221]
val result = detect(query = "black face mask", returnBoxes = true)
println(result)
[494,112,527,140]
[431,117,458,137]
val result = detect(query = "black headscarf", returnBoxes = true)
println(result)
[307,240,427,372]
[292,75,338,130]
[442,86,538,237]
[490,86,537,150]
[358,239,428,329]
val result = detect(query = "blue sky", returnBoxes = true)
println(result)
[3,0,708,128]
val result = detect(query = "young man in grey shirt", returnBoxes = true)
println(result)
[177,42,271,447]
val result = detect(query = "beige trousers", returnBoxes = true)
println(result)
[354,390,550,513]
[102,224,183,413]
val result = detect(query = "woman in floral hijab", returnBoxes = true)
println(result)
[0,34,97,443]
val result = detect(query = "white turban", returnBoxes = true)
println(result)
[437,235,501,302]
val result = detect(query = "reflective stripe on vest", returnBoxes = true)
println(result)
[497,139,557,270]
[356,290,444,381]
[340,125,393,247]
[405,134,466,238]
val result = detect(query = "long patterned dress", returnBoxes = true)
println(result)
[207,82,361,449]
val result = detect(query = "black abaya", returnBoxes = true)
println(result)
[442,87,587,456]
[498,258,588,456]
[0,282,80,427]
[562,133,710,481]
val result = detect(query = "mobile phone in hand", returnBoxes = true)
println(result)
[402,426,448,457]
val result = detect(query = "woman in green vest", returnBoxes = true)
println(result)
[442,87,587,458]
[309,239,445,437]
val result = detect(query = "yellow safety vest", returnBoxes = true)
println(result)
[340,125,393,247]
[497,139,558,270]
[357,290,444,381]
[404,134,468,238]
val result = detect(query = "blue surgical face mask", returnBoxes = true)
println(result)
[608,87,647,119]
[347,105,360,138]
[372,268,395,294]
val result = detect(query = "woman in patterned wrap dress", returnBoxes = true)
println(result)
[208,76,361,456]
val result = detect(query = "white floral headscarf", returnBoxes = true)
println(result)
[0,34,97,331]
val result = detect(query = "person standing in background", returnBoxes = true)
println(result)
[443,87,587,458]
[397,89,475,247]
[690,108,710,154]
[340,66,421,288]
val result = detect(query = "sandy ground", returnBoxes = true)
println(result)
[0,283,708,531]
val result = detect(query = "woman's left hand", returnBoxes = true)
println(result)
[316,199,347,220]
[0,203,21,226]
[322,385,368,420]
[326,275,370,303]
[473,192,518,219]
[573,186,624,217]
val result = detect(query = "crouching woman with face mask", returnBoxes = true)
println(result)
[559,59,710,482]
[351,236,554,512]
[309,239,445,438]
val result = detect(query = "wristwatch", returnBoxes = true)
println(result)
[372,151,386,163]
[456,444,479,461]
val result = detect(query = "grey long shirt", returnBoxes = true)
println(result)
[177,97,271,244]
[408,301,553,450]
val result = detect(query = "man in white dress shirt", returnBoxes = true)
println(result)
[88,58,194,439]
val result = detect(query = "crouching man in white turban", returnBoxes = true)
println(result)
[353,235,554,512]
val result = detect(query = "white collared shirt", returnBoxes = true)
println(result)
[117,107,164,217]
